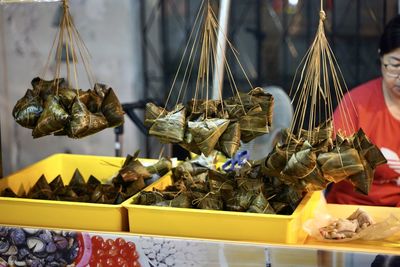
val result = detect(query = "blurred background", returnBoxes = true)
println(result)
[0,0,398,176]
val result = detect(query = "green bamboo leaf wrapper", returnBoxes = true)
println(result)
[282,147,317,179]
[353,128,387,168]
[67,98,108,138]
[119,153,152,182]
[188,118,229,156]
[28,175,53,200]
[192,191,223,210]
[101,87,125,127]
[31,77,65,101]
[217,122,241,158]
[247,192,275,214]
[259,145,291,177]
[239,107,269,143]
[144,102,167,128]
[12,89,43,129]
[349,154,374,195]
[135,191,165,205]
[32,95,69,138]
[226,190,255,212]
[178,128,202,155]
[150,105,186,143]
[145,157,172,177]
[58,88,78,111]
[317,148,364,183]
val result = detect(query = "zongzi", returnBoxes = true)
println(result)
[188,118,229,156]
[32,95,69,138]
[150,105,186,143]
[101,87,125,127]
[217,122,241,158]
[67,98,108,138]
[12,89,43,129]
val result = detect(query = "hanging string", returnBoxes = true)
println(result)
[286,0,358,149]
[160,0,256,118]
[161,0,206,113]
[39,0,98,99]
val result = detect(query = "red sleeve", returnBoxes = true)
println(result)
[333,91,359,136]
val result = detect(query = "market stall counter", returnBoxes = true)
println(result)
[0,220,398,267]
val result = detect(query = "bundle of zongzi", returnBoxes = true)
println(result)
[13,78,125,139]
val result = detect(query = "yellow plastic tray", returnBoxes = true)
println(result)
[123,173,322,244]
[0,153,157,232]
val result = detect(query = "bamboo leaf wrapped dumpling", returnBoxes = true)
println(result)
[300,120,332,145]
[216,122,241,158]
[247,192,275,214]
[300,120,333,151]
[49,175,64,193]
[179,128,202,155]
[317,147,364,183]
[226,190,255,212]
[282,142,318,181]
[168,193,192,208]
[150,105,186,143]
[192,191,223,210]
[188,118,230,156]
[239,106,269,143]
[144,102,167,128]
[12,89,43,129]
[118,152,152,182]
[259,144,291,178]
[247,87,274,126]
[187,99,222,119]
[223,102,246,119]
[135,191,165,205]
[67,98,108,138]
[353,128,387,168]
[85,89,103,113]
[28,175,53,200]
[101,87,125,127]
[31,77,65,101]
[302,168,330,191]
[145,157,172,177]
[348,154,374,195]
[58,87,78,111]
[32,95,69,138]
[174,161,206,176]
[94,83,109,98]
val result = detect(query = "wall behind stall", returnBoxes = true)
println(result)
[0,0,145,176]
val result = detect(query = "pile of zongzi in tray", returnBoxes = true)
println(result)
[260,121,387,194]
[145,87,274,158]
[0,153,172,204]
[12,77,124,138]
[134,158,303,215]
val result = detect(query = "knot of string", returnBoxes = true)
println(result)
[319,10,326,21]
[63,0,69,9]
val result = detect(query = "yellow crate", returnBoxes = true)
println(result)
[123,172,323,244]
[0,153,157,232]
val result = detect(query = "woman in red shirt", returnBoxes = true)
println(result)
[326,15,400,207]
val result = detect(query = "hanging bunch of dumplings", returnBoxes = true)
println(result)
[12,0,124,138]
[145,0,274,158]
[260,3,386,194]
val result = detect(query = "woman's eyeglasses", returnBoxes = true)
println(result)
[383,63,400,78]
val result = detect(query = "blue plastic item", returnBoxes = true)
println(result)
[222,150,250,171]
